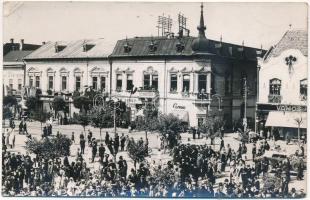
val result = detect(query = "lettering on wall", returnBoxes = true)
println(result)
[276,104,307,112]
[173,103,186,110]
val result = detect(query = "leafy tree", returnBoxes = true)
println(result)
[76,113,90,134]
[25,134,72,159]
[73,96,91,113]
[127,138,148,170]
[26,96,39,111]
[53,96,66,112]
[135,103,159,139]
[157,113,183,149]
[90,107,113,140]
[3,95,17,107]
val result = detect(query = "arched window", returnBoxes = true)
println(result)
[269,78,281,95]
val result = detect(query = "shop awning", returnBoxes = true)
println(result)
[265,111,307,129]
[171,110,189,123]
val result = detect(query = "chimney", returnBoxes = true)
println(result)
[42,41,46,45]
[20,39,24,50]
[10,38,14,43]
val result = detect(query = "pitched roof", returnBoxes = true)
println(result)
[3,50,34,62]
[3,43,41,56]
[110,36,265,61]
[264,29,307,61]
[25,39,114,60]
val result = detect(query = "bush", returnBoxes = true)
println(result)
[25,134,72,159]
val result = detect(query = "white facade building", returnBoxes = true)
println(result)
[257,30,307,138]
[24,39,112,117]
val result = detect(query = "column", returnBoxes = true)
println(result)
[194,73,198,93]
[190,72,194,93]
[178,73,183,93]
[207,72,211,94]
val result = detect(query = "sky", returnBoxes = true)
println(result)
[3,1,308,50]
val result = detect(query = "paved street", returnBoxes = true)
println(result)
[3,120,307,192]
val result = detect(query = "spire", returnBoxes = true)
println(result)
[198,3,206,38]
[191,3,208,52]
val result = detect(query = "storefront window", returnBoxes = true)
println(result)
[92,77,98,90]
[170,74,178,92]
[75,76,81,91]
[48,76,53,90]
[300,79,307,97]
[126,74,133,91]
[198,118,204,127]
[182,74,190,92]
[269,78,281,95]
[198,74,207,93]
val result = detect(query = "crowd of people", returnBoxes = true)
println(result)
[1,121,307,198]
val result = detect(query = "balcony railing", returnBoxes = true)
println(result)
[193,93,211,105]
[268,94,282,103]
[138,87,158,98]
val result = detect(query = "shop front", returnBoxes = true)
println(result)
[257,103,307,140]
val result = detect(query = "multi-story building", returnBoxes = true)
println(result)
[3,39,41,97]
[110,5,265,128]
[24,39,112,116]
[257,29,307,139]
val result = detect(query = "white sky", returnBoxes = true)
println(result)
[3,1,308,50]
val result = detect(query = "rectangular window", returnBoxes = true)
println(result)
[48,76,53,90]
[101,77,106,91]
[92,77,98,90]
[198,74,207,93]
[152,74,158,90]
[269,79,281,95]
[18,79,22,90]
[116,74,122,91]
[9,79,13,89]
[170,74,178,92]
[300,79,307,97]
[143,74,150,89]
[29,77,33,87]
[75,76,81,91]
[35,76,40,88]
[182,74,190,92]
[62,76,67,90]
[126,74,133,91]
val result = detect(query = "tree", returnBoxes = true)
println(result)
[3,95,17,107]
[127,138,148,170]
[76,113,90,134]
[157,113,183,149]
[90,107,113,141]
[25,134,72,159]
[73,96,91,113]
[53,96,66,117]
[135,103,159,139]
[26,96,39,112]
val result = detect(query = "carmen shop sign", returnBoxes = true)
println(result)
[276,104,307,112]
[173,103,186,110]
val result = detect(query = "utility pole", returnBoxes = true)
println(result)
[243,77,247,133]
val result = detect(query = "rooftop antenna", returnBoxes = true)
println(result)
[157,13,173,37]
[178,12,190,37]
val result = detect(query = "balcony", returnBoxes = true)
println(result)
[268,94,282,103]
[193,93,211,105]
[138,87,158,99]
